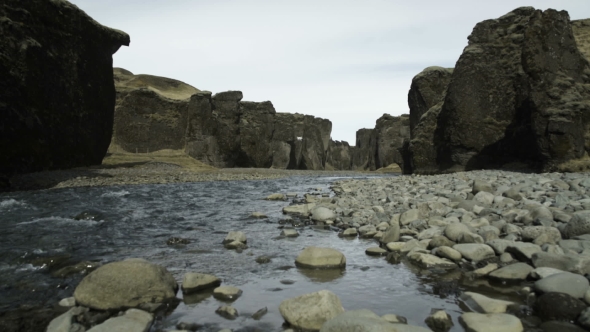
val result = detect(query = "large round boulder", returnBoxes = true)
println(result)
[534,292,587,322]
[279,290,344,331]
[563,211,590,239]
[295,247,346,269]
[74,258,178,310]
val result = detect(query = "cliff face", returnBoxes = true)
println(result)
[407,67,454,174]
[408,7,590,174]
[573,19,590,61]
[0,0,129,178]
[113,70,333,170]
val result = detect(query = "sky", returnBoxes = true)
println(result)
[70,0,590,145]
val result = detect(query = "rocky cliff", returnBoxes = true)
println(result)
[345,114,410,172]
[113,70,333,170]
[409,7,590,174]
[573,19,590,61]
[0,0,129,179]
[407,67,454,174]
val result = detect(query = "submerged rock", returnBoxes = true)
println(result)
[279,290,344,331]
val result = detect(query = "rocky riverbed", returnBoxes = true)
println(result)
[4,169,590,332]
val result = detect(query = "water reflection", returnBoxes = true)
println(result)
[297,267,346,283]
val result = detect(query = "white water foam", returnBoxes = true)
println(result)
[18,216,103,227]
[101,190,130,198]
[0,198,27,210]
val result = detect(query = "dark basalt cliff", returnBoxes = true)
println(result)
[113,70,333,170]
[573,19,590,61]
[0,0,129,179]
[408,7,590,174]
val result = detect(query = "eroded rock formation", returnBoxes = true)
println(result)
[0,0,129,178]
[408,7,590,174]
[113,70,333,170]
[573,19,590,61]
[407,67,454,174]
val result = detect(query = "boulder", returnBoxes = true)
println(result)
[531,252,590,275]
[279,290,344,331]
[459,313,523,332]
[86,309,153,332]
[488,262,533,282]
[407,252,457,269]
[534,272,590,298]
[0,0,129,178]
[563,211,590,239]
[311,207,336,222]
[534,292,587,322]
[181,273,221,294]
[295,247,346,269]
[452,244,495,262]
[320,309,398,332]
[222,231,246,244]
[213,286,242,301]
[425,309,454,332]
[460,292,518,313]
[73,259,178,311]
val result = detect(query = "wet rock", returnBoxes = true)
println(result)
[86,309,153,332]
[365,247,388,256]
[58,297,76,308]
[213,286,242,302]
[47,306,88,332]
[452,244,495,262]
[534,292,587,322]
[167,237,191,245]
[181,273,221,294]
[321,309,431,332]
[222,231,247,244]
[339,228,358,237]
[382,314,408,324]
[534,272,589,298]
[425,309,454,332]
[488,262,533,282]
[279,290,344,331]
[578,307,590,330]
[250,211,268,218]
[265,193,287,201]
[252,307,268,320]
[281,229,300,237]
[74,258,178,311]
[311,207,336,222]
[459,313,523,332]
[215,305,238,320]
[51,261,101,278]
[295,246,346,269]
[256,255,272,264]
[460,292,518,313]
[224,240,247,250]
[283,203,315,217]
[407,252,457,269]
[176,322,202,331]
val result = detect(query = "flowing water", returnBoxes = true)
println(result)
[0,175,522,331]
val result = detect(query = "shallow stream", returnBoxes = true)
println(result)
[0,175,522,331]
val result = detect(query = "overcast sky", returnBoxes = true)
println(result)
[70,0,590,145]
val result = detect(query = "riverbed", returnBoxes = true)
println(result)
[0,174,520,331]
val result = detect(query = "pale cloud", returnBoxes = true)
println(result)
[70,0,590,144]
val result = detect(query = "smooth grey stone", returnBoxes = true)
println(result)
[534,272,590,298]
